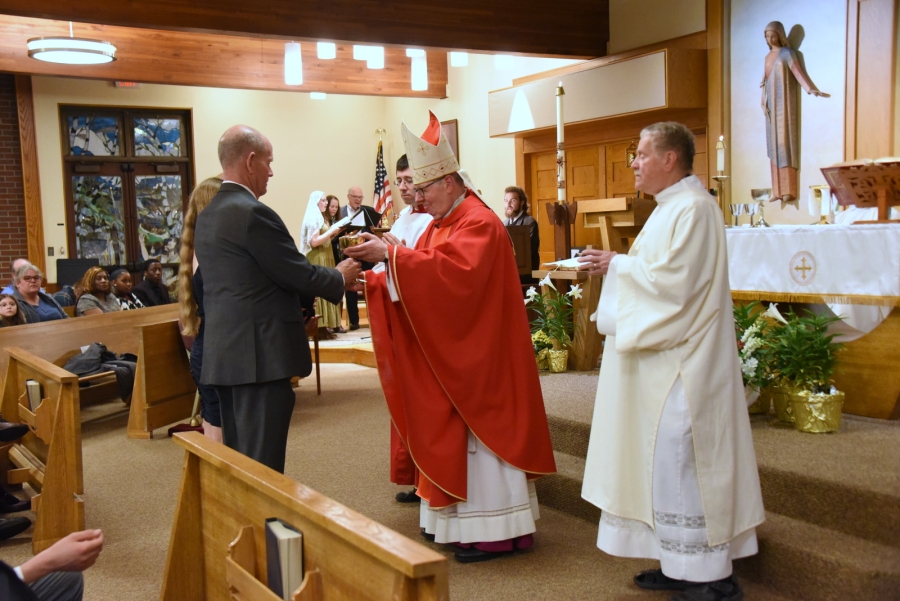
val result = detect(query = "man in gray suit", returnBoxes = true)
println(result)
[195,125,361,473]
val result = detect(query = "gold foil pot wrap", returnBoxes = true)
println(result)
[790,389,844,433]
[536,348,550,371]
[746,385,770,414]
[765,386,795,423]
[548,349,568,373]
[339,235,364,250]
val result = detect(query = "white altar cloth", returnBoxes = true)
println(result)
[726,224,900,304]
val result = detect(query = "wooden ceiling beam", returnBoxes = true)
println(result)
[0,0,608,58]
[0,16,448,98]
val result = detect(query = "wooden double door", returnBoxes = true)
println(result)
[528,134,708,266]
[529,140,637,266]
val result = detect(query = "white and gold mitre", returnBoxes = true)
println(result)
[400,110,460,185]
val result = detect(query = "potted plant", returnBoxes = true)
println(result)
[532,330,552,370]
[733,301,772,414]
[526,276,580,373]
[766,305,845,432]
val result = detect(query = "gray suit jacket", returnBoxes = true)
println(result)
[195,183,344,386]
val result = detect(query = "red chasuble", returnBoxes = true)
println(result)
[366,193,556,509]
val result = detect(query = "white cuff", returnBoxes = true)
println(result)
[13,565,24,581]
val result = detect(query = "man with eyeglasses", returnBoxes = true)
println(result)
[371,154,433,505]
[345,111,555,564]
[339,187,382,330]
[2,258,39,295]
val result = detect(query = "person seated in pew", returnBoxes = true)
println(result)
[51,281,83,309]
[0,528,104,601]
[0,293,27,327]
[75,267,122,317]
[2,258,43,296]
[12,264,67,323]
[132,259,173,307]
[108,268,145,311]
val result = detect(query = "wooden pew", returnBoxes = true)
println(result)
[0,304,180,379]
[0,305,198,437]
[161,432,448,601]
[0,347,84,554]
[127,320,196,438]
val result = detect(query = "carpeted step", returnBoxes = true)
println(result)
[537,453,900,601]
[740,512,900,601]
[536,451,598,524]
[545,410,900,549]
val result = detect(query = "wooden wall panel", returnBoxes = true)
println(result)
[567,147,604,250]
[845,0,898,159]
[14,75,44,274]
[0,0,609,58]
[0,16,448,98]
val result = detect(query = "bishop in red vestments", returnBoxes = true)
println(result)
[346,111,556,563]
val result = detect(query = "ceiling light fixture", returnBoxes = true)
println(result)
[27,22,116,65]
[317,42,336,59]
[353,45,385,69]
[310,92,327,100]
[406,49,428,92]
[284,42,303,85]
[449,52,468,67]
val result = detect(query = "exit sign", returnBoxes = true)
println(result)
[114,81,141,88]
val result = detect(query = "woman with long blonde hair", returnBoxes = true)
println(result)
[178,176,224,442]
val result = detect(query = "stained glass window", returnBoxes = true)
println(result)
[73,176,127,264]
[68,116,121,156]
[135,175,183,263]
[134,117,183,157]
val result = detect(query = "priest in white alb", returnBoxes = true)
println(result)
[578,122,765,601]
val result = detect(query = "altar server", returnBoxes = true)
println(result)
[375,153,433,504]
[345,111,556,563]
[578,122,764,601]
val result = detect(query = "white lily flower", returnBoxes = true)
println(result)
[524,297,530,305]
[763,303,788,324]
[525,286,538,299]
[538,274,556,290]
[567,284,583,300]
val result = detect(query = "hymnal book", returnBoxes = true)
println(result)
[265,518,304,601]
[25,380,41,411]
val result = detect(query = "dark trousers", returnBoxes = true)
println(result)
[216,378,295,473]
[31,571,84,601]
[345,290,359,326]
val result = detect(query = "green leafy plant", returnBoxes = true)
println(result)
[766,305,844,393]
[526,275,580,350]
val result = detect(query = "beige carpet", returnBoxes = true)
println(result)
[0,364,790,600]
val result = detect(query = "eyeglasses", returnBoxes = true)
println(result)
[395,177,414,186]
[413,179,440,197]
[21,276,41,282]
[348,194,363,200]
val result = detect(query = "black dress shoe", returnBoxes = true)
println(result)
[420,529,435,542]
[0,516,31,540]
[395,488,419,503]
[0,493,30,514]
[0,420,28,443]
[454,546,512,564]
[349,324,360,331]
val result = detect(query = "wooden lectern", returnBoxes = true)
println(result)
[822,159,900,223]
[533,197,657,371]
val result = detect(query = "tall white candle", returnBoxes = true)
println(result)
[716,135,725,173]
[821,188,831,221]
[556,83,566,202]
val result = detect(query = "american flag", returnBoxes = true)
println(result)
[373,140,392,222]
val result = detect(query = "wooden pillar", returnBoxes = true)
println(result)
[14,75,45,274]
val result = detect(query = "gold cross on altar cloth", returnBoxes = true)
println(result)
[794,257,813,280]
